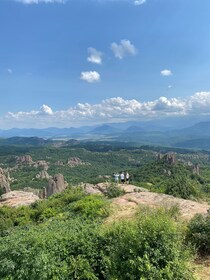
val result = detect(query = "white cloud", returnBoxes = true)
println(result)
[168,85,172,89]
[7,69,13,74]
[80,71,100,83]
[40,104,53,115]
[87,48,103,65]
[134,0,146,6]
[111,39,138,59]
[15,0,65,4]
[3,92,210,128]
[161,69,173,76]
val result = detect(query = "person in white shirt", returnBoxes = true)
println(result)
[126,172,130,184]
[120,172,125,184]
[114,173,119,183]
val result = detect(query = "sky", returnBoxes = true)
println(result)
[1,0,210,128]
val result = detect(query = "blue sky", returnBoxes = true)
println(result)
[1,0,210,128]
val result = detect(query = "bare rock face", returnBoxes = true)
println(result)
[46,174,68,198]
[193,163,200,175]
[67,157,90,167]
[54,161,64,166]
[81,183,103,195]
[163,153,176,165]
[36,170,50,180]
[16,155,33,165]
[0,191,39,207]
[0,168,11,194]
[157,153,163,160]
[34,160,49,170]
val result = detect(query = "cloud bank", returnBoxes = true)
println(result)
[2,92,210,128]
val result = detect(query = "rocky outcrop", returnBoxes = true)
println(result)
[54,161,64,166]
[112,191,210,220]
[67,157,90,167]
[16,155,33,165]
[46,174,68,198]
[81,182,149,196]
[0,168,11,194]
[0,191,39,207]
[35,170,50,180]
[193,163,200,175]
[34,160,49,170]
[81,183,103,195]
[162,153,176,165]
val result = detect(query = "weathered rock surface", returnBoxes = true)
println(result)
[81,183,102,195]
[67,157,90,167]
[36,170,50,180]
[0,168,11,193]
[112,191,209,220]
[16,155,33,165]
[82,183,149,196]
[34,160,49,170]
[0,191,39,207]
[163,153,176,165]
[46,174,68,198]
[54,161,64,166]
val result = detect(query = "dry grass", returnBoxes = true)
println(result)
[194,256,210,280]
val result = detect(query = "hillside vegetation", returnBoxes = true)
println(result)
[0,140,210,279]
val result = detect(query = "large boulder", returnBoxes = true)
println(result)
[46,174,68,198]
[0,191,39,207]
[0,168,11,194]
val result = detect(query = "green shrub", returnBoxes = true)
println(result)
[165,175,200,199]
[69,195,110,219]
[100,207,194,280]
[105,183,125,198]
[187,213,210,255]
[0,207,194,280]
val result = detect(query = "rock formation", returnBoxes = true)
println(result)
[193,163,200,175]
[0,168,11,194]
[157,153,163,160]
[163,153,176,165]
[54,161,64,166]
[67,157,90,167]
[16,155,33,165]
[35,170,50,180]
[0,191,39,207]
[46,174,68,198]
[34,160,49,170]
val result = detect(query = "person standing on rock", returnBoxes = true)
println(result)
[114,173,119,184]
[120,172,125,184]
[126,172,130,184]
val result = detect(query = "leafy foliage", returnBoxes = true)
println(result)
[187,213,210,255]
[105,183,125,198]
[0,207,194,280]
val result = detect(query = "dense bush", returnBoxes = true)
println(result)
[187,213,210,255]
[105,183,125,198]
[165,175,201,199]
[0,206,194,280]
[0,187,108,233]
[101,207,194,280]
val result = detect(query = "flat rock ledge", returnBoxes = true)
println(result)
[0,191,40,208]
[112,192,210,220]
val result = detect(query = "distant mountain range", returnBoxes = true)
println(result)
[1,120,210,150]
